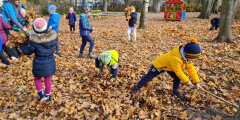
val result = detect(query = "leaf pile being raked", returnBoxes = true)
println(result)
[0,12,240,119]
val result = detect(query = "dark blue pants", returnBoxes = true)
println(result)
[211,20,219,30]
[79,35,95,54]
[136,65,181,90]
[0,51,10,65]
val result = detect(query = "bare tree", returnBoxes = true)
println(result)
[139,0,149,29]
[231,0,239,23]
[103,0,107,12]
[152,0,161,13]
[211,0,238,43]
[211,0,220,14]
[124,0,130,8]
[198,0,214,19]
[75,0,78,10]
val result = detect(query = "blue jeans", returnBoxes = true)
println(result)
[79,35,95,54]
[136,65,181,90]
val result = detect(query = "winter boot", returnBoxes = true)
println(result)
[173,89,185,99]
[78,54,85,58]
[70,31,72,34]
[46,94,51,104]
[37,90,47,103]
[88,52,97,59]
[129,86,139,95]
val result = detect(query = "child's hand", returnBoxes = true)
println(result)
[110,78,115,83]
[195,83,204,90]
[49,26,52,30]
[186,81,193,87]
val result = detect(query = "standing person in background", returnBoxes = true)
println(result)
[126,6,137,42]
[78,6,97,59]
[47,5,61,55]
[66,7,77,34]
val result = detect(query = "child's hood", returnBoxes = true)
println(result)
[170,45,185,59]
[30,30,57,48]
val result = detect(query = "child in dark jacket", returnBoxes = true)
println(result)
[130,38,204,99]
[95,50,119,82]
[126,6,137,42]
[66,7,77,34]
[78,6,96,59]
[47,5,61,55]
[210,18,220,31]
[20,18,57,104]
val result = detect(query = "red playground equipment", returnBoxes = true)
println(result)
[164,0,187,21]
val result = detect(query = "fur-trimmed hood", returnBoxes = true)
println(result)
[30,30,57,44]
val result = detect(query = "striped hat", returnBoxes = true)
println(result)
[184,38,201,59]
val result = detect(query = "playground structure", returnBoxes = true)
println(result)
[164,0,187,21]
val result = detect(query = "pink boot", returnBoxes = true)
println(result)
[70,31,72,34]
[73,31,76,34]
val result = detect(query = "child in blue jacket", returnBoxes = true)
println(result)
[66,7,76,34]
[78,6,96,59]
[47,5,61,55]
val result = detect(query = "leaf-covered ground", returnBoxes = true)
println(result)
[0,12,240,119]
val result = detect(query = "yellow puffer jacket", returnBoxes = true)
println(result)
[152,45,199,83]
[107,50,119,65]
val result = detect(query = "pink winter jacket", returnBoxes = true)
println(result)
[0,16,12,44]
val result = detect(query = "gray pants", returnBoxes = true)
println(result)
[55,34,60,52]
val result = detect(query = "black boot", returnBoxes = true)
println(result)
[37,90,47,103]
[173,89,185,99]
[46,94,51,104]
[129,86,139,95]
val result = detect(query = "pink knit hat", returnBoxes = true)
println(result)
[33,18,47,32]
[20,8,26,15]
[69,7,74,12]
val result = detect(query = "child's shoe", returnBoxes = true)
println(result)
[11,56,19,61]
[73,31,76,34]
[173,89,185,99]
[37,90,47,103]
[78,54,85,58]
[70,31,72,34]
[2,63,7,67]
[46,94,51,104]
[129,86,139,95]
[88,52,97,59]
[55,51,61,55]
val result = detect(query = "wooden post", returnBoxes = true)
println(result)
[165,4,167,11]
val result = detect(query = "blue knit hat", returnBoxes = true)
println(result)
[48,5,57,13]
[184,38,201,59]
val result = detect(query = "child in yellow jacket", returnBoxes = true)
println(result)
[130,38,204,99]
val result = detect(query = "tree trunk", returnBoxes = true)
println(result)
[83,0,86,8]
[103,0,107,12]
[198,0,214,19]
[139,0,149,29]
[75,0,78,10]
[211,0,219,14]
[151,0,161,13]
[212,0,235,43]
[231,0,239,24]
[124,0,130,8]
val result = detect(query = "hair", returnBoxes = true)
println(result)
[9,0,21,12]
